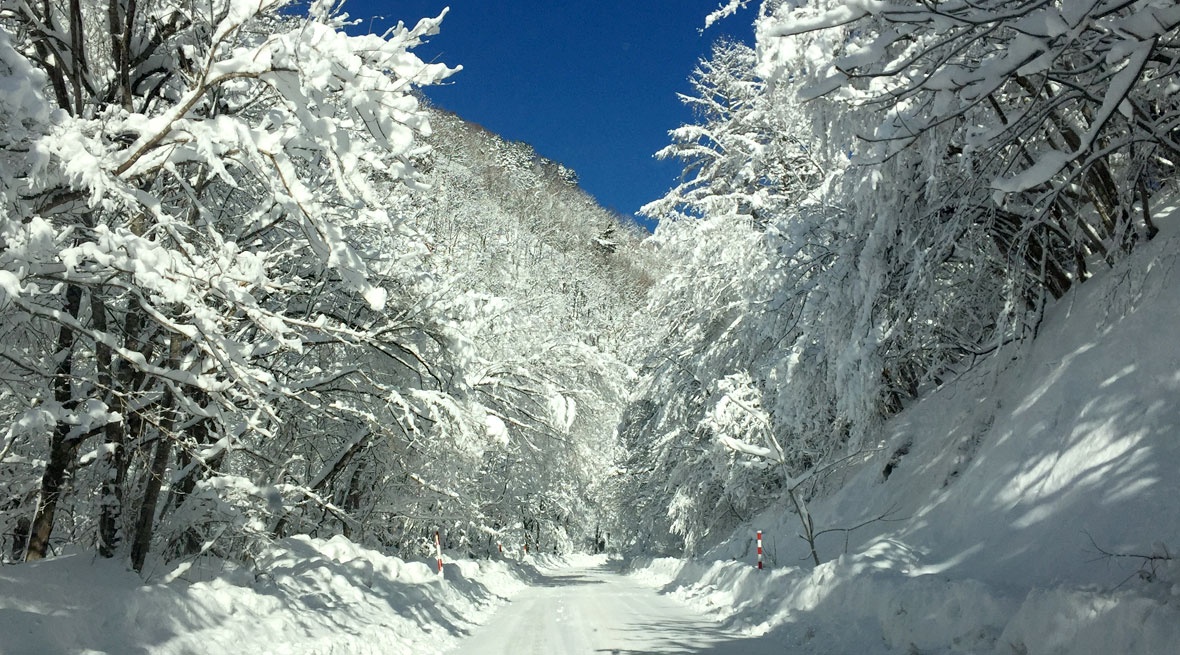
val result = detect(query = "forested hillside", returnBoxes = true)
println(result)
[612,0,1180,558]
[0,0,652,573]
[394,107,657,553]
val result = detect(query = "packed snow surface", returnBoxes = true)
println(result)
[448,560,781,654]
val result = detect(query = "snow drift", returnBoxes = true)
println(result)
[0,536,540,655]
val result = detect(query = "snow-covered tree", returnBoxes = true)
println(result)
[643,39,822,226]
[0,0,469,567]
[760,0,1180,299]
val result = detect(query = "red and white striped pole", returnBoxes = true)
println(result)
[757,530,763,570]
[435,531,443,575]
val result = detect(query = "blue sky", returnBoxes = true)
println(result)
[345,1,758,231]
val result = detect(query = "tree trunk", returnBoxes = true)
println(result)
[341,458,367,539]
[90,288,124,558]
[12,517,30,561]
[130,335,180,572]
[100,308,155,556]
[25,284,84,561]
[989,210,1072,300]
[1138,174,1159,240]
[169,410,217,557]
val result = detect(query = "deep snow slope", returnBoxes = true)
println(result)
[0,536,557,655]
[631,207,1180,654]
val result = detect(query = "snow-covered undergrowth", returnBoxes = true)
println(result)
[0,536,570,655]
[629,217,1180,654]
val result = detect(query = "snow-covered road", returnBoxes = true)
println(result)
[447,561,780,655]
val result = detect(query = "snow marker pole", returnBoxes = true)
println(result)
[757,531,763,570]
[435,531,443,575]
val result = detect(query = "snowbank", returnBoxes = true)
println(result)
[0,536,546,655]
[628,208,1180,653]
[631,555,1179,654]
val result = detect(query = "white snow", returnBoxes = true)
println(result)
[628,554,1180,654]
[485,412,509,445]
[0,536,538,655]
[447,558,783,655]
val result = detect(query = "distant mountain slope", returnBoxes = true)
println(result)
[411,106,658,360]
[377,106,662,553]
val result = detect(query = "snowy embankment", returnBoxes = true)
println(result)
[630,211,1180,654]
[0,536,567,655]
